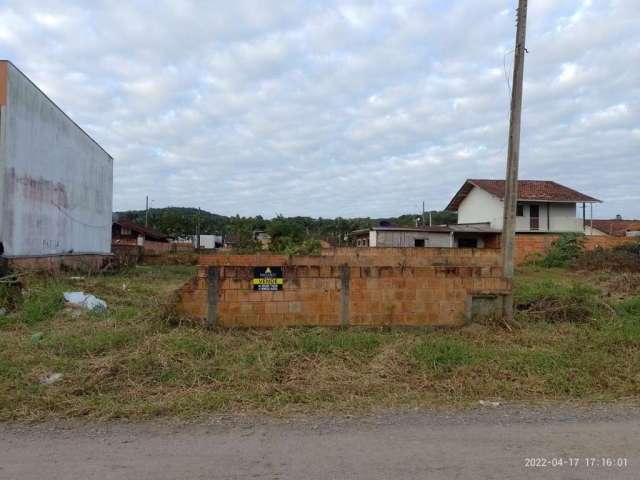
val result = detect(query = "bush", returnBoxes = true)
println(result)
[573,241,640,272]
[538,233,585,268]
[515,280,607,323]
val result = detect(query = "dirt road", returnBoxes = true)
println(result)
[1,406,638,479]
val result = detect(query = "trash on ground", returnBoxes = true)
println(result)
[0,307,6,317]
[39,373,63,385]
[63,292,107,311]
[69,276,85,281]
[478,400,501,407]
[31,332,44,344]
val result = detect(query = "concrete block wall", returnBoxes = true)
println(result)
[177,248,510,328]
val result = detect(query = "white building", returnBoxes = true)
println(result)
[446,179,601,234]
[0,61,113,260]
[351,224,500,249]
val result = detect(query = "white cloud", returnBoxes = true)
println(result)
[0,0,638,218]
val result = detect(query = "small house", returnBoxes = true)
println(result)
[446,179,601,233]
[112,218,168,245]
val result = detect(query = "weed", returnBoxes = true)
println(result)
[18,281,65,325]
[538,233,585,268]
[409,337,475,373]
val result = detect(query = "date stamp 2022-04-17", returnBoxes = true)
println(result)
[524,457,629,469]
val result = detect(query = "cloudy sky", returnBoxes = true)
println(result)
[1,0,638,218]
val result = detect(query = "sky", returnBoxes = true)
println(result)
[0,0,638,219]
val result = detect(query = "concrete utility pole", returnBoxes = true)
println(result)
[145,195,149,227]
[501,0,528,323]
[196,207,201,250]
[422,201,426,227]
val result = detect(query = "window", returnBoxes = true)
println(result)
[458,238,478,248]
[121,227,131,235]
[516,204,524,216]
[414,239,425,247]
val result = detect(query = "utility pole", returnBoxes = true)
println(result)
[422,201,426,228]
[145,195,149,227]
[196,207,201,250]
[501,0,528,323]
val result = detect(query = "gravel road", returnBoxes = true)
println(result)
[1,405,638,479]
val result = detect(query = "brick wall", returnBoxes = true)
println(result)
[514,234,639,265]
[177,248,510,328]
[8,254,110,272]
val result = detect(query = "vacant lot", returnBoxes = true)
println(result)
[0,263,639,420]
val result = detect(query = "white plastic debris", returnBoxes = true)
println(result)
[478,400,501,407]
[40,373,64,385]
[63,292,107,312]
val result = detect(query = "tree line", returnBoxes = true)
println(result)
[115,207,457,252]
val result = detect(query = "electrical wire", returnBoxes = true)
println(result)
[51,201,112,229]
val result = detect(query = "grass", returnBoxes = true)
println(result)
[0,264,639,420]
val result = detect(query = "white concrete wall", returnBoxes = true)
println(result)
[375,230,451,247]
[0,62,112,257]
[457,186,504,229]
[549,203,580,232]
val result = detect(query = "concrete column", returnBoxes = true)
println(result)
[207,266,219,328]
[340,264,350,327]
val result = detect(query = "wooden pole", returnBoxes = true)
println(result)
[501,0,528,323]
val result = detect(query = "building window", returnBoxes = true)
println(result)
[516,204,524,216]
[458,238,478,248]
[414,239,425,247]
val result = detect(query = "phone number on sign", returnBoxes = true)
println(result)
[524,458,629,468]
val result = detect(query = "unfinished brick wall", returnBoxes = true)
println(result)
[514,234,639,265]
[177,248,510,328]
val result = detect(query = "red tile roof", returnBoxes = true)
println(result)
[591,219,640,236]
[113,218,168,242]
[446,179,601,211]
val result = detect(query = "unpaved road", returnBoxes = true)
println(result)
[1,406,638,479]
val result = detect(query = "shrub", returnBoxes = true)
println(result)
[573,241,640,272]
[538,233,585,268]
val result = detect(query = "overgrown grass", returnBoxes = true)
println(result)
[0,265,638,420]
[514,278,609,323]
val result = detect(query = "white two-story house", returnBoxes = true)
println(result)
[445,179,601,234]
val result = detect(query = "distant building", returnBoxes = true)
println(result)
[194,234,223,249]
[0,61,112,263]
[253,230,271,249]
[351,224,499,249]
[590,218,640,237]
[112,218,168,245]
[446,179,601,234]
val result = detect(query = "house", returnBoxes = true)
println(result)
[351,224,500,249]
[445,179,601,234]
[112,218,168,245]
[590,217,640,237]
[0,61,113,266]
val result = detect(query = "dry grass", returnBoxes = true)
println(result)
[0,264,639,420]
